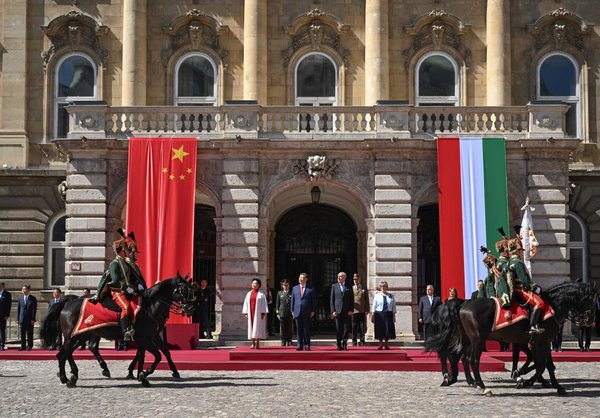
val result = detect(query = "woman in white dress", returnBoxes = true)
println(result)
[242,278,269,349]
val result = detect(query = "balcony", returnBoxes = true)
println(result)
[66,102,571,141]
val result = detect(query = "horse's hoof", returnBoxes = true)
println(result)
[126,373,135,380]
[66,378,77,388]
[511,370,520,380]
[172,371,181,379]
[483,389,493,397]
[557,387,567,396]
[440,379,449,387]
[140,379,151,388]
[516,381,524,389]
[59,376,69,384]
[471,383,479,389]
[137,372,146,382]
[448,378,457,386]
[541,380,552,389]
[102,370,111,378]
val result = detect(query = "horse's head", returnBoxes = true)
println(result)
[173,273,196,317]
[551,281,598,326]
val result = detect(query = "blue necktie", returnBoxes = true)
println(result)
[382,295,388,311]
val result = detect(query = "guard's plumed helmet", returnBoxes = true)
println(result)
[480,245,497,268]
[495,227,509,253]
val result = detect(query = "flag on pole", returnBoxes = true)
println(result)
[520,197,538,275]
[437,137,509,299]
[125,137,197,324]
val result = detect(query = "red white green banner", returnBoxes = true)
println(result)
[437,137,509,299]
[125,137,197,324]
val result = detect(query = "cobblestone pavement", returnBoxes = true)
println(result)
[0,360,598,417]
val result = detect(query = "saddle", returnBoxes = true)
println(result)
[491,297,554,331]
[72,298,120,336]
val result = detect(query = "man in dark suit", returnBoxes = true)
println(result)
[194,279,213,339]
[17,284,37,351]
[418,284,441,342]
[0,282,12,350]
[330,272,354,350]
[291,272,316,351]
[47,288,63,349]
[471,280,484,299]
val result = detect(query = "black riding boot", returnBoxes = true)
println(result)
[120,316,135,341]
[529,308,544,334]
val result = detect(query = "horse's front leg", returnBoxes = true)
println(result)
[142,339,162,377]
[470,341,491,396]
[64,337,80,388]
[156,335,180,378]
[88,336,110,378]
[57,343,69,384]
[126,347,144,379]
[545,349,566,395]
[439,353,451,386]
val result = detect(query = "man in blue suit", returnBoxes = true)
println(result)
[17,284,37,351]
[330,272,354,350]
[291,272,316,351]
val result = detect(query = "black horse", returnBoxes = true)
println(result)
[457,281,597,396]
[41,274,194,387]
[425,299,539,387]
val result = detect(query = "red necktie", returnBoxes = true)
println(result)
[301,286,304,297]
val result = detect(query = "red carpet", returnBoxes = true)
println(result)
[0,347,596,372]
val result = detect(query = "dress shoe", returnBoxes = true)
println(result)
[337,345,343,351]
[352,340,357,347]
[304,346,311,351]
[26,347,32,351]
[384,346,390,350]
[296,346,303,351]
[377,346,383,350]
[18,347,25,351]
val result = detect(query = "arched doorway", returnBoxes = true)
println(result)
[275,204,357,333]
[417,204,441,295]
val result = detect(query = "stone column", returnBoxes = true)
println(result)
[373,159,415,340]
[243,0,267,104]
[486,0,511,105]
[122,0,147,105]
[218,159,260,338]
[365,0,389,106]
[0,0,28,167]
[65,156,108,293]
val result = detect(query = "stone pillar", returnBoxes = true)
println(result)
[0,0,28,167]
[65,157,108,293]
[365,0,389,106]
[218,159,260,338]
[373,159,415,340]
[243,0,267,104]
[486,0,511,106]
[122,0,147,106]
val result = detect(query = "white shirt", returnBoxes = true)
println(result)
[371,292,396,313]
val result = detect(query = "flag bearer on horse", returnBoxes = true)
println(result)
[506,226,547,334]
[94,230,141,341]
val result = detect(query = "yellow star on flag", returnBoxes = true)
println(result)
[186,168,193,174]
[169,174,175,180]
[172,145,189,163]
[179,174,186,180]
[162,167,168,173]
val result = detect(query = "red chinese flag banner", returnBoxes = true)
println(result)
[126,137,197,324]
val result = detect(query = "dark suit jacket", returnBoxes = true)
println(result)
[330,283,354,314]
[0,290,12,318]
[470,290,479,299]
[418,295,441,324]
[291,284,316,318]
[17,294,37,324]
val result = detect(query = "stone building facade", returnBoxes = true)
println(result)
[0,0,598,340]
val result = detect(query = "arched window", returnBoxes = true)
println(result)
[537,53,580,137]
[295,53,337,106]
[174,53,217,106]
[47,213,67,287]
[415,53,459,106]
[54,54,98,138]
[568,212,588,282]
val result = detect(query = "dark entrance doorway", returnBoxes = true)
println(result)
[417,204,441,337]
[193,204,216,333]
[275,204,357,333]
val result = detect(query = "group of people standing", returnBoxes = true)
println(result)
[242,272,398,350]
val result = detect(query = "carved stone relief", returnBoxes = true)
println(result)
[402,9,471,71]
[41,11,109,72]
[282,9,350,70]
[162,9,230,70]
[294,155,339,181]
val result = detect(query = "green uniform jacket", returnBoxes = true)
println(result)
[508,255,532,291]
[479,257,511,308]
[95,257,129,298]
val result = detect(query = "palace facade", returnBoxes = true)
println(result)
[0,0,598,339]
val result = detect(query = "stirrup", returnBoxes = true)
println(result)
[123,328,135,341]
[529,326,545,335]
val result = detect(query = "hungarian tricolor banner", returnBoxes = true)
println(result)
[126,137,197,324]
[437,137,509,299]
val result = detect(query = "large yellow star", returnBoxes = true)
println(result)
[172,145,189,163]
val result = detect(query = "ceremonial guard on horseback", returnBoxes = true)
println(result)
[94,229,144,341]
[506,226,548,334]
[479,235,511,310]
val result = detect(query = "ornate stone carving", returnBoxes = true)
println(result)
[79,114,98,130]
[402,9,471,71]
[282,9,350,70]
[536,115,556,129]
[162,9,230,70]
[294,155,338,181]
[527,8,593,58]
[57,180,68,202]
[41,11,109,72]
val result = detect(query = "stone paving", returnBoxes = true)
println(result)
[0,360,599,417]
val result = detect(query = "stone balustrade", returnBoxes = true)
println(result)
[67,103,571,140]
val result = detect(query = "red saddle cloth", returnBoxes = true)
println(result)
[492,297,555,331]
[72,298,119,336]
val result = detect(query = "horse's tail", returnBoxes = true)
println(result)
[40,295,79,347]
[424,298,465,356]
